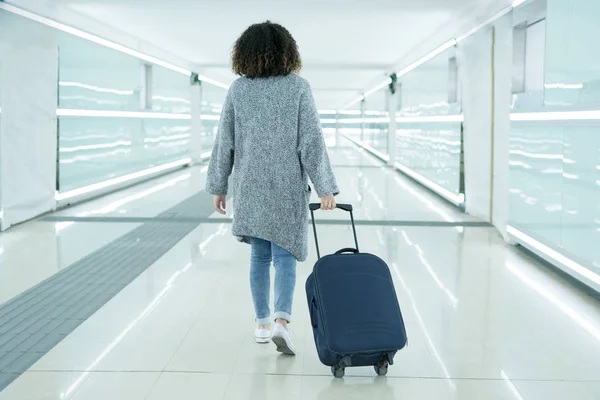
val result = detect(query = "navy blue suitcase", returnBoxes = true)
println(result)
[305,203,407,378]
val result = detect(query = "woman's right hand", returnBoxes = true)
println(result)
[214,195,227,215]
[320,195,336,211]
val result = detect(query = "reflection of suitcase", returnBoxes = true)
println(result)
[305,203,408,378]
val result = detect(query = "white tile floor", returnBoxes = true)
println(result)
[1,145,600,399]
[0,221,141,304]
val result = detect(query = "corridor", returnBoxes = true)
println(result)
[0,140,599,399]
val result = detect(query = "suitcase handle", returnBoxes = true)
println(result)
[309,203,353,212]
[335,248,359,255]
[310,203,359,259]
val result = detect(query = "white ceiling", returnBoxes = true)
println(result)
[46,0,501,108]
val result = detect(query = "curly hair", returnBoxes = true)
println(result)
[232,21,302,78]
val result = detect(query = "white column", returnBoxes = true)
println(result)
[334,111,340,147]
[134,63,151,163]
[491,14,514,241]
[190,76,204,164]
[386,86,397,166]
[360,99,366,143]
[0,18,58,230]
[457,27,494,221]
[139,63,153,110]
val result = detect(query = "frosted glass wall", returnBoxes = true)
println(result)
[200,83,228,154]
[337,110,363,143]
[363,90,389,155]
[152,67,192,114]
[544,0,600,107]
[0,56,2,221]
[58,35,140,111]
[395,49,463,197]
[335,48,463,201]
[319,113,337,136]
[509,0,600,270]
[56,33,193,192]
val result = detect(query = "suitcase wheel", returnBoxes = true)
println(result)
[331,366,345,379]
[374,362,389,376]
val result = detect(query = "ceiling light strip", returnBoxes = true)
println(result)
[342,94,366,110]
[319,118,338,124]
[333,115,463,124]
[510,110,600,121]
[200,114,221,121]
[197,75,230,89]
[0,3,192,76]
[0,2,229,89]
[512,0,530,7]
[397,115,464,123]
[397,39,457,78]
[364,78,392,98]
[338,117,390,124]
[57,109,228,121]
[346,1,529,110]
[59,81,135,95]
[343,77,395,109]
[57,109,192,120]
[456,6,513,43]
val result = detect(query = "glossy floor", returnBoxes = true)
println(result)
[1,144,600,399]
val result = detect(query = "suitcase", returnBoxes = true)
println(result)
[305,203,408,378]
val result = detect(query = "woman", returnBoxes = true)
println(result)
[205,21,339,356]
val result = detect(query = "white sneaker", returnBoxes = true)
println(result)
[254,327,271,344]
[271,323,296,355]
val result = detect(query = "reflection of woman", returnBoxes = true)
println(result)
[206,21,338,356]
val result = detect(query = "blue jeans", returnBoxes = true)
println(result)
[250,238,297,325]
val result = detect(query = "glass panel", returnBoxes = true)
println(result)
[58,116,191,192]
[396,122,462,195]
[0,27,4,219]
[524,21,547,94]
[509,0,600,272]
[560,123,600,268]
[508,121,564,245]
[201,82,228,153]
[509,120,600,270]
[545,0,600,107]
[142,119,191,165]
[319,112,337,136]
[59,117,141,191]
[58,34,141,111]
[0,64,2,222]
[398,51,459,117]
[363,89,389,155]
[337,107,362,143]
[152,67,191,114]
[57,35,192,192]
[394,48,462,196]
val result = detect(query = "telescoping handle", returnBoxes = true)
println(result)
[309,203,359,259]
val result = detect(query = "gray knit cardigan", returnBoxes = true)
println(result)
[205,75,339,261]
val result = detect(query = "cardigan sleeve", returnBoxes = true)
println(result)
[298,82,339,198]
[205,88,235,196]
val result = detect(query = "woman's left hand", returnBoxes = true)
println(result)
[320,195,336,211]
